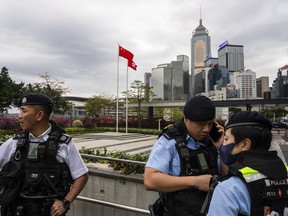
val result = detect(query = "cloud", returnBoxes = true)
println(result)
[0,0,287,97]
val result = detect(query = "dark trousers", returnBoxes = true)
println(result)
[1,202,66,216]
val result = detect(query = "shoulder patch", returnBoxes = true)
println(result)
[59,134,71,144]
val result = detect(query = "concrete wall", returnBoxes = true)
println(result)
[68,166,158,216]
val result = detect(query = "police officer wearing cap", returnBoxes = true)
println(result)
[0,93,88,216]
[207,111,288,215]
[144,95,224,216]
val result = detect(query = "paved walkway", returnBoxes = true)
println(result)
[72,132,158,155]
[271,134,288,165]
[72,132,288,164]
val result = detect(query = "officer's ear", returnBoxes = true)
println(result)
[183,117,189,125]
[36,110,44,121]
[241,138,252,150]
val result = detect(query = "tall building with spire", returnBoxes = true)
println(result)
[190,19,211,97]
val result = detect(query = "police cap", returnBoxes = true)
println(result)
[225,111,272,131]
[183,95,215,121]
[18,93,54,110]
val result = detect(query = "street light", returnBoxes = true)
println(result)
[158,119,162,132]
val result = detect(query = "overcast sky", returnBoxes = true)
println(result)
[1,0,287,98]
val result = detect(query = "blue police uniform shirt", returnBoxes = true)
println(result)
[207,176,250,216]
[145,133,204,176]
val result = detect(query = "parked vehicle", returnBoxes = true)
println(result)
[272,122,287,128]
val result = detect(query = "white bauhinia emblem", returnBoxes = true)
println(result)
[22,97,27,104]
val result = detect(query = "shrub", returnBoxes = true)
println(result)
[51,116,73,128]
[0,130,13,142]
[0,115,19,130]
[82,117,96,128]
[65,127,85,134]
[79,147,148,174]
[72,119,83,127]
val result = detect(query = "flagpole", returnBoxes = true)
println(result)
[125,65,129,134]
[116,45,119,133]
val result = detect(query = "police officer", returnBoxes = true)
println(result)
[207,111,288,215]
[0,93,89,216]
[144,95,224,216]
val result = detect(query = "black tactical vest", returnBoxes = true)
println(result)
[159,119,218,216]
[12,124,73,201]
[229,162,288,216]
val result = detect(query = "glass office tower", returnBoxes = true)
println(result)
[190,19,211,97]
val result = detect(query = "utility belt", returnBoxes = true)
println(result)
[1,198,54,216]
[20,193,59,203]
[15,200,52,216]
[14,194,65,216]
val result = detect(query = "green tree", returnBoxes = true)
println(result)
[122,80,155,128]
[23,73,71,114]
[259,107,288,121]
[0,67,25,112]
[84,95,113,118]
[229,107,242,116]
[154,107,183,121]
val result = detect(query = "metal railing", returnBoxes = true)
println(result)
[75,196,150,215]
[81,154,146,166]
[78,154,150,215]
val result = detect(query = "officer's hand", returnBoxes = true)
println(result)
[193,174,212,192]
[51,199,66,216]
[210,122,224,150]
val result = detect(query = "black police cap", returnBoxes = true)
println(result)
[225,111,272,131]
[18,93,54,109]
[183,95,215,121]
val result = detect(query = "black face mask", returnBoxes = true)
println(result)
[219,143,239,166]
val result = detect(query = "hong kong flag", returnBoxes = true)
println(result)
[128,60,137,71]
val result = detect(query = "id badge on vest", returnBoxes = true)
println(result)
[28,142,39,161]
[197,152,209,172]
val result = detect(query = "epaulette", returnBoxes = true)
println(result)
[13,131,26,140]
[163,126,180,140]
[58,134,71,144]
[228,161,245,176]
[158,124,174,140]
[13,131,28,147]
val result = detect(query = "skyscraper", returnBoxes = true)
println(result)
[230,69,257,99]
[256,76,269,98]
[190,19,211,97]
[151,55,189,101]
[272,65,288,98]
[218,43,244,72]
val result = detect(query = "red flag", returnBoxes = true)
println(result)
[128,60,137,71]
[119,45,134,61]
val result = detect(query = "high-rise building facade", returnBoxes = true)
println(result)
[150,55,189,101]
[256,76,269,98]
[195,63,229,96]
[271,65,288,98]
[144,72,152,100]
[218,43,244,72]
[190,19,211,97]
[230,69,256,99]
[172,55,189,100]
[151,64,171,101]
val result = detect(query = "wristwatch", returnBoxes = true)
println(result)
[62,199,71,209]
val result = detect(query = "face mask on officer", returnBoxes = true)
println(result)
[219,143,239,166]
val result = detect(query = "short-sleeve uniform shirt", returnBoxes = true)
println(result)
[145,134,204,176]
[0,125,88,180]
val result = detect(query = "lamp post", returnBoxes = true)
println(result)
[158,119,162,132]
